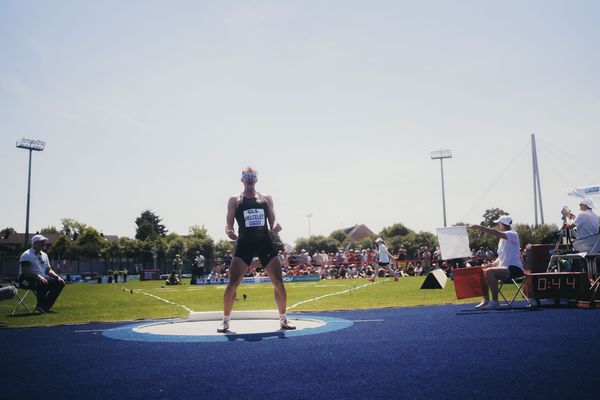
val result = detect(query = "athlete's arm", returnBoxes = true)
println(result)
[467,224,507,239]
[265,195,282,233]
[225,196,238,240]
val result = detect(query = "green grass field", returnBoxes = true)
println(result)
[0,277,524,328]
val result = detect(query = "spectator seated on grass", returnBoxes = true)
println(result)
[165,270,182,285]
[414,262,423,276]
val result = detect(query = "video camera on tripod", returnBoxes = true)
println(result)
[554,206,577,253]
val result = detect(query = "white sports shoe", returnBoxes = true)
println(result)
[482,300,501,310]
[475,300,489,310]
[217,319,230,333]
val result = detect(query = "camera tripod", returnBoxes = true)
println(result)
[547,215,577,273]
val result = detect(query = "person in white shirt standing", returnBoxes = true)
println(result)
[468,216,523,310]
[191,251,205,284]
[18,234,65,313]
[369,238,399,283]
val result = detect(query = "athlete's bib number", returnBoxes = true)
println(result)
[244,209,266,228]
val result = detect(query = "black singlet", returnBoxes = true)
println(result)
[233,194,276,266]
[235,194,270,240]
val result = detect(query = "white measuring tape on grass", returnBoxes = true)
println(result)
[286,281,376,311]
[132,288,193,313]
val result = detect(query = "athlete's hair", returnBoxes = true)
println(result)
[241,166,257,176]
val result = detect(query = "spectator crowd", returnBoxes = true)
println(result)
[204,246,501,281]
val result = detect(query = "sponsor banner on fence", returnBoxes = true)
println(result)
[283,275,320,282]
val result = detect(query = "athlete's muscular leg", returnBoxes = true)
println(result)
[265,257,287,315]
[223,257,249,316]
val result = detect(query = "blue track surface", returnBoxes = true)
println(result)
[1,304,598,400]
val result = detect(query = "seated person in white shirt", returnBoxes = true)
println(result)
[565,198,600,253]
[18,234,65,313]
[468,216,524,310]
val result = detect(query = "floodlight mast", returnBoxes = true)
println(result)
[430,149,452,227]
[16,138,46,246]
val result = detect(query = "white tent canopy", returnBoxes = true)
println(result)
[567,185,600,198]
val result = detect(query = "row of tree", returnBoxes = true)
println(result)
[1,208,560,264]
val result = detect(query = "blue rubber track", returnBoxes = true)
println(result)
[1,304,598,400]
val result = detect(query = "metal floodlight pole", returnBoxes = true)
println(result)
[16,138,46,246]
[430,150,452,227]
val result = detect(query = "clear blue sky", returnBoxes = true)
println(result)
[1,1,599,245]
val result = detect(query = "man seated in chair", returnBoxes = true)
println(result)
[468,216,524,310]
[19,234,65,313]
[565,198,600,253]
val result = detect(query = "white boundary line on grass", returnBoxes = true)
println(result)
[130,280,381,315]
[134,289,193,313]
[286,281,377,311]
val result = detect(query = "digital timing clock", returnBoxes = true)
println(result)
[528,272,589,300]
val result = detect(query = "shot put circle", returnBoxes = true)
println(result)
[102,312,352,343]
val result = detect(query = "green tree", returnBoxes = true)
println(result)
[466,229,498,252]
[119,237,140,260]
[481,208,509,227]
[328,229,347,245]
[40,226,59,235]
[165,233,185,260]
[514,224,535,247]
[295,235,340,254]
[380,223,410,238]
[47,234,77,260]
[214,239,234,258]
[137,239,163,265]
[1,227,15,239]
[377,223,428,258]
[135,210,167,240]
[61,218,87,236]
[77,227,105,259]
[533,224,559,244]
[414,231,437,250]
[184,226,215,260]
[102,239,122,260]
[354,235,378,251]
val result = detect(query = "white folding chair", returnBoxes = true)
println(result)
[10,284,36,315]
[498,267,533,308]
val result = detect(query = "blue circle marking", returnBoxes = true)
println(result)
[102,315,353,343]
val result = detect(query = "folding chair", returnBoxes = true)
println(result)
[498,267,533,308]
[10,283,37,316]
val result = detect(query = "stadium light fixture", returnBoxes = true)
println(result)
[306,213,313,237]
[430,149,452,227]
[16,138,46,245]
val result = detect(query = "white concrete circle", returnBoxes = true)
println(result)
[134,317,326,336]
[103,314,353,342]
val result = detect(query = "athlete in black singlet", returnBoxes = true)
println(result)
[219,167,295,333]
[233,194,277,266]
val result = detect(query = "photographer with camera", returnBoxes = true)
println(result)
[564,198,599,253]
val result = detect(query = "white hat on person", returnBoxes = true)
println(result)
[31,234,48,244]
[493,215,513,226]
[580,198,595,209]
[375,237,384,243]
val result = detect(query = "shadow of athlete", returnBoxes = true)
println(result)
[219,167,295,333]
